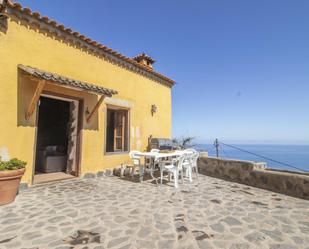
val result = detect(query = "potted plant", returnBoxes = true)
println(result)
[0,158,26,205]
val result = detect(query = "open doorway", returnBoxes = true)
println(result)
[34,95,80,184]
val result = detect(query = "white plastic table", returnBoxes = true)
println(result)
[135,150,186,158]
[135,150,191,184]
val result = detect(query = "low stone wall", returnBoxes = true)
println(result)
[198,156,309,200]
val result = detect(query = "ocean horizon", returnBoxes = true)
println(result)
[195,144,309,172]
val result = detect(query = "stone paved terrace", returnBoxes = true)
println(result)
[0,175,308,249]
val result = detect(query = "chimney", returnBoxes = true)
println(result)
[132,53,155,70]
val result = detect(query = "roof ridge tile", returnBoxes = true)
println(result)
[5,0,175,86]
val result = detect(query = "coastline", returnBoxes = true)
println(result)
[195,143,309,172]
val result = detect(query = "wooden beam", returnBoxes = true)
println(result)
[86,95,105,123]
[25,80,46,120]
[23,75,41,82]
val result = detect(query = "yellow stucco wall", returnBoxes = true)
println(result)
[0,16,172,185]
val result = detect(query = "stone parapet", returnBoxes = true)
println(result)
[198,156,309,200]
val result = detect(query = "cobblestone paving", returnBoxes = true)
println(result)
[0,175,308,249]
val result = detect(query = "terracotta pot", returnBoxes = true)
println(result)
[0,168,25,205]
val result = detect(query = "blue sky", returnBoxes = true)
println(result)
[18,0,309,144]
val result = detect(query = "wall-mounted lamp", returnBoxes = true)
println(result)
[85,107,90,115]
[151,104,157,116]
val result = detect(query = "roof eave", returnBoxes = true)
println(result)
[5,1,176,87]
[18,64,118,97]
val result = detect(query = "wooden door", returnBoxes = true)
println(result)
[66,100,79,175]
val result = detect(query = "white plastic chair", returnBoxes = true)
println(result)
[182,153,193,182]
[191,152,199,179]
[183,149,199,181]
[147,149,160,168]
[129,150,144,182]
[150,149,160,153]
[144,148,160,172]
[160,155,185,188]
[184,148,197,154]
[146,149,160,184]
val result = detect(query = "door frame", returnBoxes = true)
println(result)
[32,91,84,184]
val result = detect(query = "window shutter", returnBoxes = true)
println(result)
[113,111,126,151]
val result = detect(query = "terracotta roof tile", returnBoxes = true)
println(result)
[3,0,175,87]
[18,64,118,96]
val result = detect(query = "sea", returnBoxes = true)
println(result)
[195,144,309,172]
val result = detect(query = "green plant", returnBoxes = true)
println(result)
[0,158,26,171]
[172,136,195,149]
